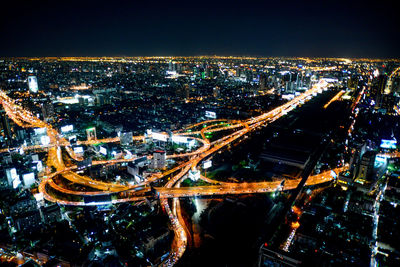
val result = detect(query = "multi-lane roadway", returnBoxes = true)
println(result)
[1,79,344,267]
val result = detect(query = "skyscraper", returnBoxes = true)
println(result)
[375,75,387,109]
[27,76,39,93]
[356,151,377,182]
[41,102,55,122]
[259,73,267,91]
[0,108,12,144]
[95,94,105,106]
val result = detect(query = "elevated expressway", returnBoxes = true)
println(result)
[156,167,346,198]
[1,80,348,266]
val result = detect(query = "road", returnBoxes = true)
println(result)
[1,79,342,267]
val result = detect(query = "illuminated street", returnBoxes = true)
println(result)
[1,54,399,266]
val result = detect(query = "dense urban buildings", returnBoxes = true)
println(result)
[1,56,400,267]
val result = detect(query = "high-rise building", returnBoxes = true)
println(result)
[347,76,358,90]
[349,143,367,178]
[41,102,55,122]
[6,168,21,188]
[236,68,241,77]
[375,75,387,109]
[259,73,267,91]
[120,132,133,146]
[356,150,376,182]
[27,76,39,93]
[16,129,27,141]
[95,94,107,106]
[0,108,12,143]
[193,66,200,77]
[78,96,89,106]
[246,70,253,82]
[201,69,206,79]
[285,81,295,94]
[127,162,139,176]
[380,94,397,114]
[150,150,166,169]
[2,152,12,165]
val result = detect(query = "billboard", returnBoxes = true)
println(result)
[100,146,107,155]
[375,155,387,166]
[28,76,38,93]
[152,132,168,142]
[74,146,84,153]
[380,139,397,149]
[171,135,188,144]
[203,160,212,169]
[205,111,217,119]
[61,125,74,133]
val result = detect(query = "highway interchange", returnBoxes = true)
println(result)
[1,79,378,266]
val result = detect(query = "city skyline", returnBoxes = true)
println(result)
[1,56,399,266]
[1,0,400,265]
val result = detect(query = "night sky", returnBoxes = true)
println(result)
[1,0,399,58]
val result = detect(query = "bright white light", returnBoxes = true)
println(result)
[22,173,35,187]
[203,160,212,169]
[40,135,50,146]
[13,178,21,189]
[205,111,217,119]
[100,146,107,155]
[380,139,397,149]
[28,76,38,93]
[74,147,84,153]
[61,125,74,133]
[152,132,168,142]
[34,128,47,135]
[34,193,44,202]
[172,135,188,143]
